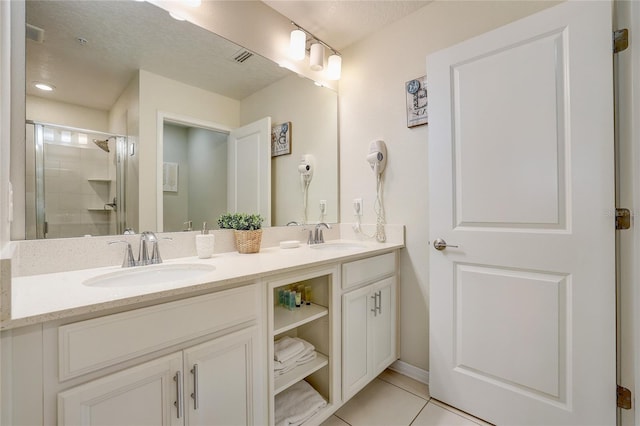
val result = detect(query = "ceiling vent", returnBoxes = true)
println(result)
[230,49,253,64]
[26,24,45,43]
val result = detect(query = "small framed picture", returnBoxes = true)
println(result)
[406,76,428,128]
[271,122,291,157]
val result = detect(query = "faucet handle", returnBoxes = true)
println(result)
[150,237,172,264]
[108,240,136,268]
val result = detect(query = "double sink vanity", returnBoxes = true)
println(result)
[1,224,404,425]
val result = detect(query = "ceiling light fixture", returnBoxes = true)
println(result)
[290,22,341,80]
[34,82,55,92]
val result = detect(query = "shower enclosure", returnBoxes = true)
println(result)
[26,121,127,239]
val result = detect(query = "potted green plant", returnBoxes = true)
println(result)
[217,213,264,253]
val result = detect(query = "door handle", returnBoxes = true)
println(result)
[376,290,382,315]
[433,238,458,251]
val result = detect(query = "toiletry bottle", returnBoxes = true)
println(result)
[288,291,296,310]
[295,290,302,308]
[305,286,312,305]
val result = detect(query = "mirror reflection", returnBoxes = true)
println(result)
[21,0,338,239]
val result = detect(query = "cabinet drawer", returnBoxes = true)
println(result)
[59,284,259,381]
[342,252,396,290]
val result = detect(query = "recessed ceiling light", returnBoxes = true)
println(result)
[34,82,55,92]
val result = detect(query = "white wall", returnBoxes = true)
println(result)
[138,70,240,231]
[241,74,338,225]
[339,1,559,371]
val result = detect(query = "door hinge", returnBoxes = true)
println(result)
[615,208,631,230]
[617,385,632,409]
[614,29,629,53]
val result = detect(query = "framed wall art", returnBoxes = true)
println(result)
[271,122,291,157]
[406,76,428,128]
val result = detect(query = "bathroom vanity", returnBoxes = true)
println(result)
[0,225,403,425]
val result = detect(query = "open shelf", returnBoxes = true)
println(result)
[273,304,328,335]
[274,352,328,395]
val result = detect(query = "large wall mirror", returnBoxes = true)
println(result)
[16,0,338,240]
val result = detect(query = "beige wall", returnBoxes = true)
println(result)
[339,1,559,371]
[26,96,109,132]
[241,74,338,226]
[138,70,240,231]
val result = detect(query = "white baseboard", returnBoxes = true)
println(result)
[389,360,429,385]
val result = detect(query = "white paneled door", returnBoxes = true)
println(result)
[227,117,271,224]
[427,1,616,425]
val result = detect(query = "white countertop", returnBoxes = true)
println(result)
[4,239,403,329]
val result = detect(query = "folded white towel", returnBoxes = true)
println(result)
[275,380,327,426]
[274,336,305,363]
[274,338,317,376]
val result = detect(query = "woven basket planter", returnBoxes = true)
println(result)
[233,229,263,254]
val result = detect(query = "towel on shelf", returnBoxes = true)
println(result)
[274,380,327,426]
[274,336,305,363]
[274,338,317,376]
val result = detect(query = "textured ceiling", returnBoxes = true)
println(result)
[262,1,431,51]
[26,1,290,111]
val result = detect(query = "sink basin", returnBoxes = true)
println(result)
[83,263,217,288]
[309,242,367,251]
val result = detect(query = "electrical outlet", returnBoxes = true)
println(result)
[353,198,363,215]
[319,200,327,214]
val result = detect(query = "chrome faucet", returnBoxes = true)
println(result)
[139,231,162,265]
[308,223,330,245]
[110,232,169,268]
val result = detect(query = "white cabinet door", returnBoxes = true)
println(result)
[184,327,258,426]
[342,277,397,401]
[342,284,371,400]
[370,277,396,376]
[58,353,182,426]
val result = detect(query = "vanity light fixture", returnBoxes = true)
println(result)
[290,22,341,80]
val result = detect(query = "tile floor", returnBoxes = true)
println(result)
[320,370,492,426]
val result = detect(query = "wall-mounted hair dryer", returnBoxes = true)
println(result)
[367,140,387,175]
[298,154,314,182]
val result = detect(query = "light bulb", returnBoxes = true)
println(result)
[290,29,306,61]
[310,43,324,71]
[327,54,342,80]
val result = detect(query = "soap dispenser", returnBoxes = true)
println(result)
[195,222,215,259]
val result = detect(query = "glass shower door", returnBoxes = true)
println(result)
[27,122,127,239]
